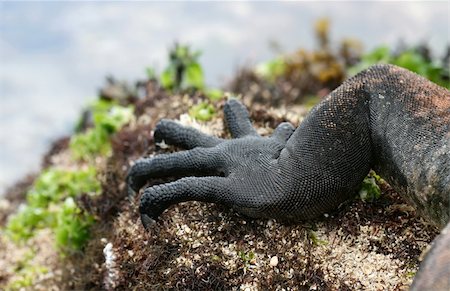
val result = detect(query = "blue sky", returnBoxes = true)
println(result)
[0,1,448,193]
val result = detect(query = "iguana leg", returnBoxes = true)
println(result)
[127,147,224,192]
[154,119,223,149]
[140,176,232,229]
[130,65,449,226]
[223,99,259,137]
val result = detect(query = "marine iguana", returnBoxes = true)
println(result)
[127,64,449,289]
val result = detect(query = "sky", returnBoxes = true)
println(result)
[0,1,448,194]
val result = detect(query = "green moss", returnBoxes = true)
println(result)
[70,100,134,161]
[160,43,205,91]
[211,255,221,262]
[359,171,382,202]
[5,167,100,252]
[307,230,328,246]
[27,167,100,208]
[6,205,52,241]
[189,102,216,121]
[5,98,133,254]
[54,197,95,252]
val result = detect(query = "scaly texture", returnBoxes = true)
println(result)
[127,64,449,288]
[410,221,450,290]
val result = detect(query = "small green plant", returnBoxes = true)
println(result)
[255,56,287,82]
[205,88,224,101]
[406,271,416,279]
[307,229,328,246]
[147,44,225,104]
[349,45,449,88]
[188,102,216,121]
[359,171,382,202]
[70,100,134,160]
[27,167,100,208]
[160,43,205,91]
[238,250,255,262]
[6,205,51,241]
[6,167,100,251]
[238,251,255,272]
[54,197,95,252]
[305,223,328,246]
[392,51,447,88]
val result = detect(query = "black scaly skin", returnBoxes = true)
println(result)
[127,64,449,288]
[410,221,450,290]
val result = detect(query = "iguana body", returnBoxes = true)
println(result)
[128,64,450,288]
